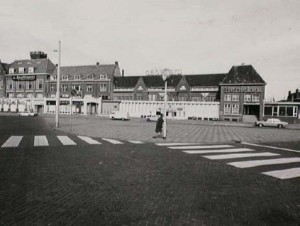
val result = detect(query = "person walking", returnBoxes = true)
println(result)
[153,113,164,138]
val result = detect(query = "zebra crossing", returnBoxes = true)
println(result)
[0,135,144,148]
[156,142,300,180]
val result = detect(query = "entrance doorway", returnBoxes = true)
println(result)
[243,105,260,119]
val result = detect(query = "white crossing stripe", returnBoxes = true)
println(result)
[57,136,76,145]
[34,136,49,146]
[203,152,280,160]
[128,140,144,144]
[169,145,233,150]
[183,148,254,154]
[1,136,23,148]
[102,138,123,144]
[228,157,300,168]
[156,143,201,146]
[78,136,101,145]
[262,167,300,179]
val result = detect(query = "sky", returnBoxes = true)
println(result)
[1,0,300,100]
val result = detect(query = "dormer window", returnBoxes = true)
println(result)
[74,75,80,80]
[100,74,107,80]
[28,67,34,73]
[51,75,57,81]
[62,75,69,80]
[87,74,94,80]
[9,68,15,74]
[19,67,24,74]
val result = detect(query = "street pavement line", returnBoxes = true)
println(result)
[203,152,280,160]
[102,138,123,144]
[228,157,300,168]
[242,142,300,153]
[34,136,49,146]
[170,145,233,150]
[128,140,144,144]
[57,136,76,145]
[183,148,254,154]
[262,167,300,179]
[156,143,201,146]
[1,136,23,148]
[78,136,101,145]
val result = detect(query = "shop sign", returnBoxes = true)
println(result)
[224,86,262,93]
[12,75,36,81]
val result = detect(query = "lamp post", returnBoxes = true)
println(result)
[55,41,61,128]
[162,68,170,139]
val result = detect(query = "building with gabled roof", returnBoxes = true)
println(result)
[0,60,8,98]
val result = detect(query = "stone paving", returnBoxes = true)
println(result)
[43,115,300,144]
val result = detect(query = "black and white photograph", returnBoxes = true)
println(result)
[0,0,300,225]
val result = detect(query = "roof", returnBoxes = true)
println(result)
[51,64,117,77]
[9,59,55,74]
[185,74,227,87]
[142,75,165,87]
[221,65,266,85]
[0,62,8,74]
[114,76,140,88]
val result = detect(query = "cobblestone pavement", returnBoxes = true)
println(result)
[43,115,300,144]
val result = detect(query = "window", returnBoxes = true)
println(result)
[19,67,24,74]
[36,79,44,90]
[9,68,15,74]
[252,94,260,102]
[224,104,231,115]
[28,67,34,73]
[87,74,94,80]
[50,84,56,92]
[232,94,239,101]
[7,79,14,90]
[100,74,107,80]
[232,104,239,115]
[244,94,251,102]
[74,75,80,80]
[16,82,23,90]
[224,94,231,101]
[62,75,68,81]
[87,84,93,92]
[26,81,34,90]
[100,83,107,92]
[264,107,272,116]
[62,84,68,92]
[279,106,286,116]
[273,106,278,116]
[50,75,57,81]
[72,84,82,92]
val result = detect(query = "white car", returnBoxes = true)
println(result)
[146,115,159,122]
[255,118,288,128]
[18,109,38,117]
[109,111,129,120]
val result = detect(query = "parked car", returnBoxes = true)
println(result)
[255,118,288,128]
[18,109,38,117]
[146,115,159,122]
[109,111,129,120]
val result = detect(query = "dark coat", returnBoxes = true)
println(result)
[155,116,164,133]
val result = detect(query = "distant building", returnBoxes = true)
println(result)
[0,60,8,98]
[287,88,300,102]
[5,51,55,98]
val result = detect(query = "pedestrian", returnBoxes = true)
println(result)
[153,113,164,138]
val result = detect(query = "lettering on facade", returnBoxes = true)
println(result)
[12,75,36,81]
[224,86,262,93]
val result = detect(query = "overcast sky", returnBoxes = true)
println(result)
[1,0,300,100]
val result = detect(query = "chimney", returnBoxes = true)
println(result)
[115,61,119,66]
[122,69,124,77]
[96,62,99,65]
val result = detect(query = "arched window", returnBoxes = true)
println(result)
[87,73,94,80]
[100,74,107,80]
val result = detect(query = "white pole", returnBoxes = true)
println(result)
[70,96,72,132]
[163,80,167,138]
[55,41,61,128]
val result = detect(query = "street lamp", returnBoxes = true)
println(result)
[54,41,61,128]
[162,68,170,139]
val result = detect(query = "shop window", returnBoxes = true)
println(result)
[224,94,231,101]
[224,104,231,115]
[264,107,272,116]
[232,104,239,115]
[279,106,286,116]
[273,106,278,116]
[232,94,239,102]
[286,107,294,116]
